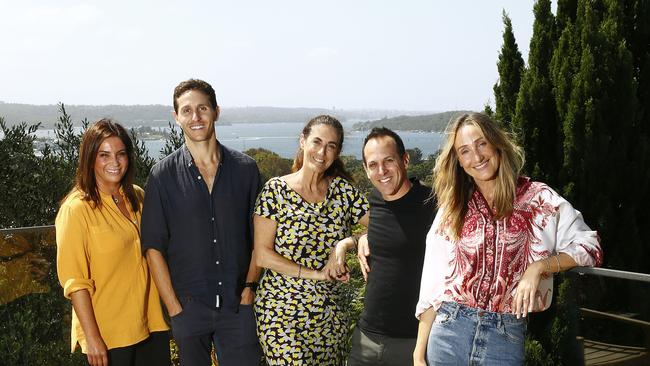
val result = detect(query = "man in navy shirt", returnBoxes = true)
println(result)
[141,79,262,365]
[348,127,436,366]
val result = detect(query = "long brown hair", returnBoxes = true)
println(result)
[291,115,353,181]
[434,113,524,239]
[67,118,139,212]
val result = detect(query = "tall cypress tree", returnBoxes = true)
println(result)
[512,0,560,186]
[493,11,524,129]
[556,0,579,31]
[561,0,639,270]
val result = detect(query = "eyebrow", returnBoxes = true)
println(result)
[456,137,485,150]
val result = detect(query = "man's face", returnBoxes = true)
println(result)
[173,90,219,143]
[363,136,411,200]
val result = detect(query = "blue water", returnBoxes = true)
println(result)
[146,122,444,159]
[33,122,444,160]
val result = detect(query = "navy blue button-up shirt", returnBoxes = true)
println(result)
[141,143,261,312]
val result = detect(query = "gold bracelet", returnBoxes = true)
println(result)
[298,264,302,279]
[554,255,561,273]
[544,257,551,273]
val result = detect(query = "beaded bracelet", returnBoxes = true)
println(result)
[298,264,302,279]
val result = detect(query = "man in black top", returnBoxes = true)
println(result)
[141,79,262,366]
[348,127,436,366]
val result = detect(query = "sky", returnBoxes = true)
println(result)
[0,0,538,111]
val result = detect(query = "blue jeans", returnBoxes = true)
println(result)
[426,302,526,366]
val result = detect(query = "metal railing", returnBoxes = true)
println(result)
[571,266,650,283]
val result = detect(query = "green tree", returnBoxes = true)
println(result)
[493,10,525,128]
[160,121,184,159]
[129,128,156,187]
[244,148,292,183]
[513,0,560,186]
[0,120,42,227]
[405,147,423,164]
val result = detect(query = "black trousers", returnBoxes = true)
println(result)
[84,331,170,366]
[170,298,261,366]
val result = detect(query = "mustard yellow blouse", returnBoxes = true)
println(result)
[56,185,168,353]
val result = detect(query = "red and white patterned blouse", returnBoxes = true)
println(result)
[416,177,603,317]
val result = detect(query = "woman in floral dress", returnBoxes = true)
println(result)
[253,115,369,365]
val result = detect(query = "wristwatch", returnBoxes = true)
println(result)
[244,282,258,291]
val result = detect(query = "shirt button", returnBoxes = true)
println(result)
[218,282,222,285]
[216,261,220,264]
[213,239,217,243]
[198,176,202,180]
[211,217,215,221]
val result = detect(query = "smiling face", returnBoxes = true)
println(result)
[173,90,219,143]
[299,124,341,174]
[454,123,500,192]
[363,136,411,200]
[94,136,128,192]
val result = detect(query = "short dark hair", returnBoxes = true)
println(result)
[173,79,218,113]
[361,127,406,165]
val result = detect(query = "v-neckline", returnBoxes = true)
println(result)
[278,176,335,206]
[100,189,138,226]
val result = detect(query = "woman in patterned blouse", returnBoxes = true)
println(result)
[413,113,603,366]
[253,115,369,366]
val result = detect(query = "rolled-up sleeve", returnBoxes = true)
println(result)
[56,203,95,298]
[553,192,603,267]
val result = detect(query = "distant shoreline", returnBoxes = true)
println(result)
[0,102,435,129]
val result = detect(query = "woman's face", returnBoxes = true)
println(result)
[300,124,341,174]
[94,136,128,191]
[454,124,500,187]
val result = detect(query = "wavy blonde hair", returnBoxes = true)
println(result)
[433,113,524,239]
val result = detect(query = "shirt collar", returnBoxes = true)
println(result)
[181,140,226,169]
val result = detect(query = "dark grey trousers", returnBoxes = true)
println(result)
[348,327,417,366]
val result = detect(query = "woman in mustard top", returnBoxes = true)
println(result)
[56,119,170,366]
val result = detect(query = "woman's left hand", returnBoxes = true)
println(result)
[513,260,545,318]
[324,241,351,282]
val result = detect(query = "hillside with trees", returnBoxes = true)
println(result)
[0,102,427,128]
[352,110,471,132]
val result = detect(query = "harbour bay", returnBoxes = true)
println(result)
[35,122,444,160]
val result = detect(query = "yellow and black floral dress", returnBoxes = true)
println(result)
[254,176,368,366]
